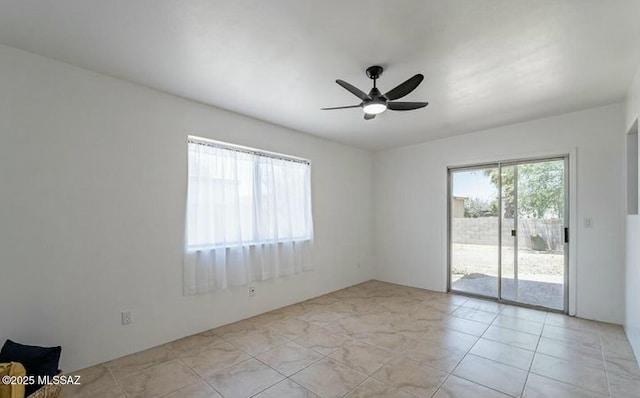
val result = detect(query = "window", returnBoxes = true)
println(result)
[184,137,313,294]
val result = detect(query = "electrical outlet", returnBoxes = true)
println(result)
[249,286,256,297]
[121,311,132,325]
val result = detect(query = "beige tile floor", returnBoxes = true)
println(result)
[61,281,640,398]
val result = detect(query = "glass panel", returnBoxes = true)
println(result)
[450,167,500,298]
[508,160,565,310]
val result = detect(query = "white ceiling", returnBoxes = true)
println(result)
[1,0,639,150]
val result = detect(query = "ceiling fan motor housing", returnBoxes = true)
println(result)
[366,65,384,80]
[368,87,384,99]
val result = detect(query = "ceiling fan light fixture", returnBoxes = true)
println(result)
[363,101,387,115]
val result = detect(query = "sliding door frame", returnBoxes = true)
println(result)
[447,154,570,314]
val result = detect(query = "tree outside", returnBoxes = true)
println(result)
[484,161,564,220]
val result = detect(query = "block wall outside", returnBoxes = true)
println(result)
[451,217,564,250]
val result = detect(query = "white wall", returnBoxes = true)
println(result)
[374,103,626,324]
[0,44,374,371]
[625,64,640,362]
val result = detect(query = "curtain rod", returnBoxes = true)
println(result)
[188,137,310,165]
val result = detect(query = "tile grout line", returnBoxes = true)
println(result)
[431,340,478,398]
[599,330,613,397]
[430,373,454,398]
[339,375,369,398]
[454,308,538,397]
[445,372,520,398]
[212,328,328,397]
[432,331,506,397]
[174,356,226,398]
[529,321,611,396]
[105,365,128,398]
[518,316,544,397]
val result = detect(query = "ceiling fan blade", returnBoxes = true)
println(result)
[384,74,424,101]
[387,101,429,111]
[336,79,371,101]
[321,104,362,110]
[364,113,376,120]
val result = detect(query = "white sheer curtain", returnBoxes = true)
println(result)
[184,140,313,295]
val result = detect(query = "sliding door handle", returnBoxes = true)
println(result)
[511,230,517,237]
[564,228,569,243]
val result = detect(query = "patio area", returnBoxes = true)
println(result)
[452,274,564,310]
[451,243,565,310]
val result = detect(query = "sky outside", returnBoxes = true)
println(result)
[452,169,497,201]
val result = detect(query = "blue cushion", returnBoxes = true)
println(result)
[0,339,61,395]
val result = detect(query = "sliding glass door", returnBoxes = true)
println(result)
[449,166,500,298]
[449,157,568,311]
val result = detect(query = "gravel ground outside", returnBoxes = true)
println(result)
[451,243,564,283]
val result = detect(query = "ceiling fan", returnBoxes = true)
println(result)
[322,65,428,120]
